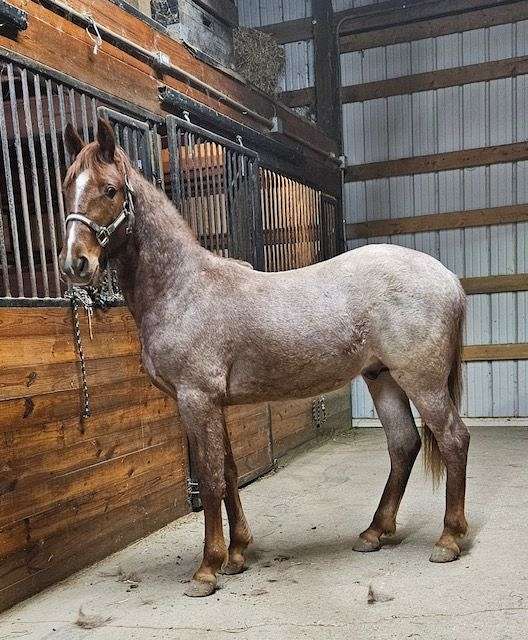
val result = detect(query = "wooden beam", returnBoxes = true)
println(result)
[345,142,528,182]
[463,343,528,361]
[259,17,313,45]
[460,274,528,295]
[280,87,315,109]
[283,54,528,107]
[341,55,528,103]
[339,2,528,53]
[193,0,238,27]
[345,204,528,239]
[336,0,523,36]
[312,0,341,141]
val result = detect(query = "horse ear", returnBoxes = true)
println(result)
[64,123,84,159]
[96,118,116,163]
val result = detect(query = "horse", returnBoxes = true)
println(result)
[60,120,469,597]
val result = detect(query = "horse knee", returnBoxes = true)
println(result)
[200,477,226,501]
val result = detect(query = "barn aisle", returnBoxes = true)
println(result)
[1,427,527,640]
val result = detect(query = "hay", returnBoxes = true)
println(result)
[233,27,285,96]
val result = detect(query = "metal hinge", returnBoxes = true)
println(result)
[186,477,201,510]
[312,395,327,429]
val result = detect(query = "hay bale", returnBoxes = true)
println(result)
[233,27,285,96]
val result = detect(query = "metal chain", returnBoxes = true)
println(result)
[312,395,327,429]
[69,290,91,419]
[65,269,122,421]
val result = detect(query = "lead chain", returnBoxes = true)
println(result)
[70,293,91,419]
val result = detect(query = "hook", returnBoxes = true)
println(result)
[84,14,102,56]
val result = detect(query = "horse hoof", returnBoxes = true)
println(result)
[352,536,381,553]
[184,579,217,597]
[220,560,246,575]
[429,544,459,563]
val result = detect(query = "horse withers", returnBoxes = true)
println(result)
[60,120,470,597]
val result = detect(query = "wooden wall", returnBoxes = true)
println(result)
[0,306,188,612]
[0,305,351,611]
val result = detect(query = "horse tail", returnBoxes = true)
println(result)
[423,284,466,488]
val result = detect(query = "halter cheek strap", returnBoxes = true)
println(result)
[66,174,135,248]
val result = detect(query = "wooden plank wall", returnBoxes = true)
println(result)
[0,306,351,610]
[0,306,188,611]
[257,0,528,417]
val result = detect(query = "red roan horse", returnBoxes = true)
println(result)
[60,121,469,597]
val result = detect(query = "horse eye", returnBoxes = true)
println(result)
[105,186,117,199]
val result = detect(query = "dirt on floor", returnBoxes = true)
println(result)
[1,426,527,640]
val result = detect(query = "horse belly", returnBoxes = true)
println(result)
[226,351,365,405]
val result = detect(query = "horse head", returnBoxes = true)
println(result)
[60,119,134,284]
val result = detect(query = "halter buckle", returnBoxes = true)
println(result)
[96,226,111,247]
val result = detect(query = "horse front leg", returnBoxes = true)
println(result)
[178,388,227,597]
[221,425,253,575]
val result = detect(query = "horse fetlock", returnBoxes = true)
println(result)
[203,543,228,571]
[444,515,468,538]
[221,551,247,575]
[231,524,253,549]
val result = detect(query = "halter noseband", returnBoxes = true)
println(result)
[65,174,135,248]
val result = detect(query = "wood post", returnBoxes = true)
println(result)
[312,0,341,144]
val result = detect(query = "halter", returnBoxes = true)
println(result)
[65,174,135,248]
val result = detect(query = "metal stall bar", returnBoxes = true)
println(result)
[97,106,158,182]
[0,49,166,303]
[8,63,37,296]
[166,114,263,269]
[34,75,61,296]
[0,75,22,296]
[20,68,50,297]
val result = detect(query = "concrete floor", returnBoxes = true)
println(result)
[1,426,527,640]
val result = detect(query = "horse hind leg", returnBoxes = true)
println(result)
[221,425,253,575]
[395,374,470,563]
[353,368,421,553]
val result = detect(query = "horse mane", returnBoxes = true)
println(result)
[63,143,132,189]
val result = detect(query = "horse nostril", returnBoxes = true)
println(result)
[75,256,89,277]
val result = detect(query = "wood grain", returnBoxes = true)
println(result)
[345,204,528,239]
[337,0,523,35]
[460,274,528,295]
[345,143,528,182]
[339,2,528,53]
[341,55,528,103]
[463,343,528,361]
[258,17,313,44]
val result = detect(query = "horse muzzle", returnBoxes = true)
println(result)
[60,251,100,285]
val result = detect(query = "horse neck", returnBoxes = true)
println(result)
[112,170,207,319]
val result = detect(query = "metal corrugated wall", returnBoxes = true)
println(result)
[344,20,528,419]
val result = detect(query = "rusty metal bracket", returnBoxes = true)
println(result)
[0,1,27,33]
